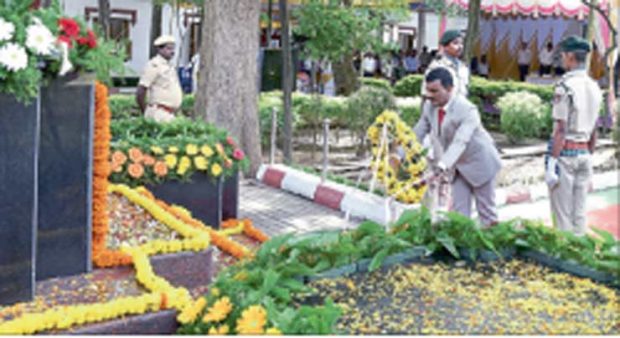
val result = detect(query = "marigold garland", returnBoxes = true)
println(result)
[367,110,428,204]
[134,187,259,259]
[221,219,269,243]
[92,82,132,268]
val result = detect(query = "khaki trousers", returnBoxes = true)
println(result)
[549,155,592,236]
[145,106,176,123]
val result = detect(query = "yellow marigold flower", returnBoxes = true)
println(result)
[210,288,220,297]
[194,156,208,170]
[201,145,214,157]
[233,270,248,281]
[211,163,223,177]
[177,165,189,176]
[164,154,177,169]
[202,297,233,323]
[208,324,229,335]
[168,146,179,153]
[150,146,164,155]
[179,156,191,168]
[235,305,267,335]
[186,144,199,156]
[266,327,282,335]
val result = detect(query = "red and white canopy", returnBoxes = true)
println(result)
[446,0,609,18]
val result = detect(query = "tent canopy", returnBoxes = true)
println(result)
[447,0,608,18]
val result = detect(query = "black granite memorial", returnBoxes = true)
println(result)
[36,76,94,280]
[222,171,239,220]
[0,94,40,305]
[147,173,223,229]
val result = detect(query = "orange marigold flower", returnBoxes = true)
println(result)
[235,305,267,335]
[143,155,156,166]
[153,161,168,177]
[128,147,144,163]
[111,150,127,166]
[128,163,144,178]
[111,161,123,173]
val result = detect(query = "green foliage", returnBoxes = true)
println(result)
[108,94,195,120]
[396,97,422,126]
[497,91,548,143]
[347,86,396,140]
[393,74,424,97]
[293,0,408,62]
[360,77,392,92]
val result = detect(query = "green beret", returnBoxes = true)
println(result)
[440,30,461,46]
[560,35,590,53]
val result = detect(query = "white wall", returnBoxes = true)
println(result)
[60,0,152,75]
[399,12,468,50]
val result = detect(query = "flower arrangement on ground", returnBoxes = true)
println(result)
[0,0,124,103]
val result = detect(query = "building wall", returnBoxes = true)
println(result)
[399,12,468,51]
[60,0,152,75]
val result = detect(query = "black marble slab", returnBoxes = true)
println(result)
[147,174,223,229]
[0,94,40,305]
[36,76,94,280]
[222,171,239,220]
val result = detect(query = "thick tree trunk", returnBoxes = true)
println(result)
[333,53,359,96]
[195,0,262,176]
[150,3,163,58]
[98,0,111,40]
[463,0,480,65]
[279,0,293,164]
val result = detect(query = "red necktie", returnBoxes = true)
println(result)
[438,108,446,130]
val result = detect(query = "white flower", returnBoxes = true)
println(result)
[0,43,28,72]
[26,23,55,56]
[0,17,15,42]
[58,41,73,76]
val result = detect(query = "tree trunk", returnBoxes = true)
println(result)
[333,53,359,96]
[463,0,480,65]
[279,0,293,164]
[195,0,263,176]
[417,9,426,54]
[150,3,163,58]
[98,0,111,40]
[267,0,273,47]
[584,0,598,70]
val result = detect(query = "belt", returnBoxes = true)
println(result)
[150,104,176,113]
[564,141,589,150]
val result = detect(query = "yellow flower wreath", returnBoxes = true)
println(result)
[366,110,428,204]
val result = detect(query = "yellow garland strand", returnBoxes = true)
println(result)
[217,222,245,237]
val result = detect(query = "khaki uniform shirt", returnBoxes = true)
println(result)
[139,54,183,110]
[552,69,602,142]
[422,55,470,98]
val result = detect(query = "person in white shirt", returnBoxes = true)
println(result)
[362,53,378,77]
[517,42,532,81]
[538,42,554,76]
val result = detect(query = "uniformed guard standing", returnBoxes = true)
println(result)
[136,35,183,123]
[422,29,470,98]
[546,35,603,236]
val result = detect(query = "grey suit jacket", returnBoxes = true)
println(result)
[414,95,501,188]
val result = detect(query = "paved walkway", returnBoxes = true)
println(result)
[241,179,619,239]
[238,180,359,236]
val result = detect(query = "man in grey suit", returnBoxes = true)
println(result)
[414,67,502,226]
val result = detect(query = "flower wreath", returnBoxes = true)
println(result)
[366,110,428,204]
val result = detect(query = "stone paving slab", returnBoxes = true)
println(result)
[238,180,360,237]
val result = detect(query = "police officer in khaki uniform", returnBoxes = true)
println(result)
[422,30,470,98]
[136,35,183,123]
[546,35,603,236]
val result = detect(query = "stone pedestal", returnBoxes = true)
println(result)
[0,94,40,305]
[222,171,239,220]
[147,174,223,229]
[36,76,94,280]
